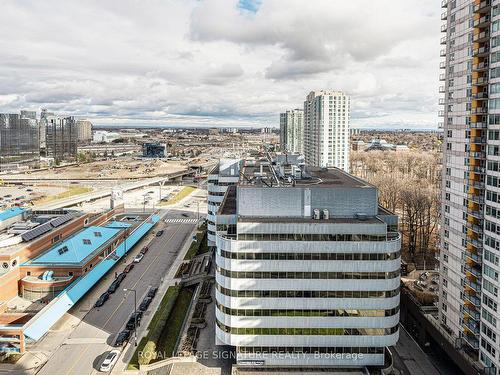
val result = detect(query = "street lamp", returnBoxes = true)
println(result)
[123,288,138,346]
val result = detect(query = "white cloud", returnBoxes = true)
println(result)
[0,0,441,129]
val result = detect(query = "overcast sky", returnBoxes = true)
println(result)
[0,0,441,129]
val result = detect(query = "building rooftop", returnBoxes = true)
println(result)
[27,226,121,266]
[0,207,24,222]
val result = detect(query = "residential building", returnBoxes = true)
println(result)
[280,108,304,153]
[213,156,401,369]
[439,1,500,372]
[207,159,240,248]
[76,119,93,143]
[0,112,39,170]
[42,115,78,162]
[303,91,350,171]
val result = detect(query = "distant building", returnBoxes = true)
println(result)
[280,109,304,153]
[76,120,93,143]
[304,91,350,171]
[351,140,366,151]
[0,112,40,170]
[142,142,166,158]
[43,115,78,162]
[92,130,121,143]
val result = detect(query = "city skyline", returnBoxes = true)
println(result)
[0,0,441,130]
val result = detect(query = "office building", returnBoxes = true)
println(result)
[207,159,240,248]
[142,142,166,158]
[42,115,78,162]
[76,119,93,143]
[0,112,39,170]
[213,156,401,369]
[280,109,304,153]
[303,91,350,171]
[439,1,500,372]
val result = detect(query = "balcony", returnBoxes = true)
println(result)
[440,61,446,69]
[472,46,490,57]
[473,15,491,28]
[465,264,482,279]
[465,248,482,263]
[472,76,488,85]
[471,106,487,114]
[463,304,481,320]
[470,121,487,129]
[439,73,446,81]
[470,136,486,144]
[440,35,447,45]
[469,151,486,159]
[472,91,488,99]
[441,11,448,20]
[438,110,445,117]
[441,23,448,32]
[474,0,491,14]
[440,49,447,57]
[463,333,480,350]
[439,98,446,105]
[463,319,480,335]
[439,86,446,93]
[464,277,481,293]
[466,165,485,173]
[471,181,485,189]
[441,0,448,7]
[473,31,490,43]
[467,209,484,221]
[472,61,489,71]
[438,122,444,129]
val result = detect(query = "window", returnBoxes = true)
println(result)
[94,231,102,237]
[83,239,91,245]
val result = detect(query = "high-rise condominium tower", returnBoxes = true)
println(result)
[213,155,401,369]
[303,91,350,172]
[440,1,500,371]
[280,109,304,153]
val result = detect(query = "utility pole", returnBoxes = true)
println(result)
[123,288,138,346]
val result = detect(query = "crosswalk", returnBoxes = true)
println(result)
[164,218,198,224]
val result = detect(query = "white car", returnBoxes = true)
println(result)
[99,349,120,372]
[133,253,144,263]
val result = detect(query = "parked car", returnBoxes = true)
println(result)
[147,287,158,298]
[126,312,143,330]
[133,253,144,263]
[99,349,120,372]
[156,230,164,237]
[123,264,134,273]
[140,246,149,255]
[117,273,126,283]
[139,297,152,311]
[95,292,110,307]
[114,330,130,347]
[108,281,119,294]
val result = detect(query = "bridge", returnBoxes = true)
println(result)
[31,169,199,210]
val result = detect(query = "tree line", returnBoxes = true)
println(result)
[350,150,441,268]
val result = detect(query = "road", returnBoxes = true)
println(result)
[35,208,198,375]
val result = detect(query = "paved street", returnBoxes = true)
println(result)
[26,201,203,375]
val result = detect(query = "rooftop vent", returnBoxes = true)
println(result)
[313,209,320,220]
[323,209,330,220]
[355,213,368,221]
[58,246,69,255]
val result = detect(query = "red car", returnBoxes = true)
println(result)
[123,263,135,273]
[140,246,149,255]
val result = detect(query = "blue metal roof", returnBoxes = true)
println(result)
[30,226,121,265]
[0,207,24,222]
[105,221,132,229]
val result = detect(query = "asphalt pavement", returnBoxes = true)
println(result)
[35,210,196,375]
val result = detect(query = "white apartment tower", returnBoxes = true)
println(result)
[303,91,350,172]
[440,0,500,372]
[280,109,304,153]
[213,156,401,370]
[207,159,240,248]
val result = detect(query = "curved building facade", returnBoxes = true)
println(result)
[213,157,401,369]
